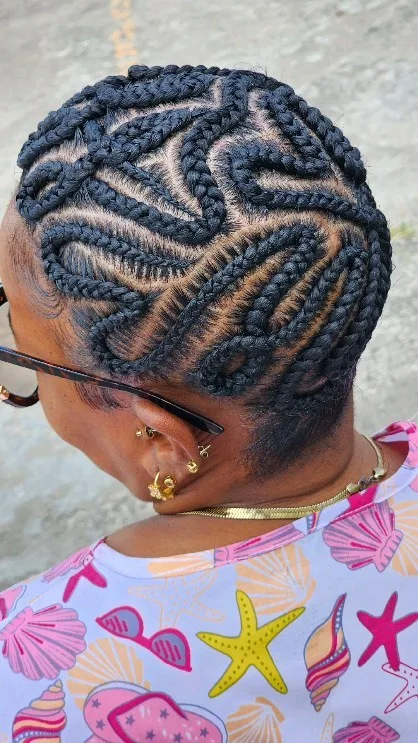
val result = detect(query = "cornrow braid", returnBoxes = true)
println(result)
[15,64,392,470]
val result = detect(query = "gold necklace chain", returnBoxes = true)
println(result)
[181,435,387,520]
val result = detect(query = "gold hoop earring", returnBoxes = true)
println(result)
[162,476,176,498]
[148,472,176,501]
[145,427,157,438]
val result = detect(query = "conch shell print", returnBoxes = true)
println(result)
[12,680,66,742]
[226,697,284,742]
[83,681,227,742]
[304,594,350,711]
[334,716,399,742]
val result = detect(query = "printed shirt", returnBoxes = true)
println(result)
[1,420,418,743]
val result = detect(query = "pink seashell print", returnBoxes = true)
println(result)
[12,679,67,743]
[42,543,107,603]
[84,681,227,743]
[96,606,192,672]
[43,546,93,582]
[404,437,418,468]
[304,595,351,712]
[0,585,25,622]
[334,715,399,742]
[0,604,87,680]
[214,524,301,566]
[323,501,403,571]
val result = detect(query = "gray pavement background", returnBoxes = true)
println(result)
[0,0,417,589]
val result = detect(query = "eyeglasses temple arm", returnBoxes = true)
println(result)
[0,346,224,435]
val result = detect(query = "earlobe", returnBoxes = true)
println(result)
[148,472,177,501]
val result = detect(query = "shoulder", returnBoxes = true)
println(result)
[0,541,101,628]
[106,515,195,558]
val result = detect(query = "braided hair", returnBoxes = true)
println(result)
[15,65,391,470]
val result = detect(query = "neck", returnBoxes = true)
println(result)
[155,400,388,520]
[226,410,366,511]
[108,406,406,559]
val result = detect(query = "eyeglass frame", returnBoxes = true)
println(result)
[0,283,224,436]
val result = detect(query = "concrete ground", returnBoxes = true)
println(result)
[0,0,417,589]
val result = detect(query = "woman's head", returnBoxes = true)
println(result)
[0,65,391,501]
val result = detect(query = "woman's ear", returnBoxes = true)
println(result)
[132,398,201,487]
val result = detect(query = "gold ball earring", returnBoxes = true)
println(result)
[187,460,199,474]
[135,429,143,438]
[187,445,212,474]
[148,472,176,501]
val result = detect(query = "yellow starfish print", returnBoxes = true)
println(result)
[197,590,305,698]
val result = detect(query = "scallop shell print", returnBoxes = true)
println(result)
[236,542,316,615]
[12,680,67,743]
[67,638,150,710]
[334,716,399,742]
[214,524,301,566]
[226,697,284,743]
[0,604,87,680]
[389,499,418,575]
[147,550,214,577]
[323,501,403,571]
[304,594,351,712]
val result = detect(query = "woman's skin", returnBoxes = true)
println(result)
[1,205,407,558]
